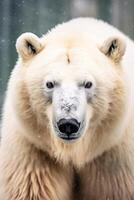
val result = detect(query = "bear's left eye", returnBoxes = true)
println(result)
[84,81,93,89]
[46,81,55,89]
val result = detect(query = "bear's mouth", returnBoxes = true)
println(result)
[53,118,85,142]
[58,134,80,141]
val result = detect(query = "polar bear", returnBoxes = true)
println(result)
[0,17,134,200]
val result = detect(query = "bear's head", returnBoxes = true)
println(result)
[10,27,126,167]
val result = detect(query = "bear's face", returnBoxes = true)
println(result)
[13,32,126,166]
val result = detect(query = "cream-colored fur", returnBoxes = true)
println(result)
[1,18,134,199]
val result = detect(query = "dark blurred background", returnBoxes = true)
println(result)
[0,0,134,112]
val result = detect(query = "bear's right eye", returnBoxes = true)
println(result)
[46,81,55,89]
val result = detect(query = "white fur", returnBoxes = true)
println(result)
[1,18,134,199]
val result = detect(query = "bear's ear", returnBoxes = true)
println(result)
[99,36,126,63]
[16,33,43,61]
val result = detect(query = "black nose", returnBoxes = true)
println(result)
[57,118,80,136]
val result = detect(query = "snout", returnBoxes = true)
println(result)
[52,86,87,141]
[56,118,81,140]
